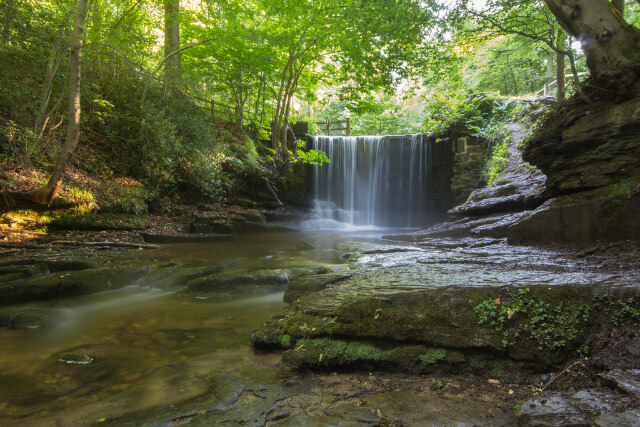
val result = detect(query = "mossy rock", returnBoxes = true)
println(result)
[0,263,48,283]
[282,338,383,370]
[186,269,290,292]
[0,309,50,329]
[253,283,640,369]
[48,212,147,231]
[281,338,475,373]
[0,266,148,305]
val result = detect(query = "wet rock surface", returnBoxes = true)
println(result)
[101,372,522,427]
[253,238,640,375]
[518,388,639,426]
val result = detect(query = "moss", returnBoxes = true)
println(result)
[419,349,447,365]
[279,333,292,348]
[609,176,640,198]
[283,338,383,369]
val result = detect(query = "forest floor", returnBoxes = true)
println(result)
[0,165,274,245]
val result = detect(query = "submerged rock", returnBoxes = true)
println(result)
[0,266,147,305]
[518,389,639,426]
[58,353,94,365]
[0,309,50,329]
[186,269,290,293]
[140,232,234,243]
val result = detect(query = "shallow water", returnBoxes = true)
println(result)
[0,230,402,425]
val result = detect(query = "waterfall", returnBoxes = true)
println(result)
[307,135,432,229]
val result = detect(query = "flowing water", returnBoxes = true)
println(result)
[0,230,400,426]
[0,230,532,425]
[308,135,433,229]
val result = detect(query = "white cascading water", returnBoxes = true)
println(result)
[305,134,431,229]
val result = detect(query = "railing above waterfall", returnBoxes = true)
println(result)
[315,118,351,136]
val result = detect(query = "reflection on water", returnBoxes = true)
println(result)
[0,230,395,425]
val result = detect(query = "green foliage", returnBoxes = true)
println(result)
[294,141,330,166]
[68,187,97,209]
[118,187,148,215]
[279,333,292,349]
[422,87,473,134]
[593,294,640,326]
[475,288,591,351]
[483,135,511,185]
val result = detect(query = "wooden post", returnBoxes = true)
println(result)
[325,118,331,135]
[346,118,351,136]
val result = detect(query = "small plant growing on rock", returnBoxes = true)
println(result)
[474,288,591,351]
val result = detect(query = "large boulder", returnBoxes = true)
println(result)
[508,178,640,244]
[523,97,640,197]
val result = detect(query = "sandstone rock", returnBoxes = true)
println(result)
[449,174,546,217]
[507,181,640,244]
[523,97,640,196]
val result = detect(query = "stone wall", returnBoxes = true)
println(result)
[449,135,487,206]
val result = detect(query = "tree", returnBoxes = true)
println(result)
[25,0,90,204]
[455,0,580,100]
[164,0,181,99]
[543,0,640,94]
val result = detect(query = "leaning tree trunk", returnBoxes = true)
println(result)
[544,0,640,89]
[25,0,89,205]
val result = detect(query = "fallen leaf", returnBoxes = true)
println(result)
[131,323,142,328]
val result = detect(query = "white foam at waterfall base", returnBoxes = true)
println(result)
[308,134,431,229]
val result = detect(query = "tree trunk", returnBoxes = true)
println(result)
[32,28,68,150]
[556,29,566,101]
[544,0,640,87]
[25,0,89,205]
[164,0,181,99]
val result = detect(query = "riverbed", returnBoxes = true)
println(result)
[0,230,533,426]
